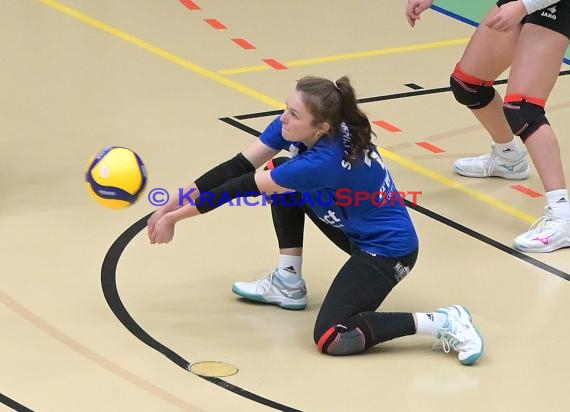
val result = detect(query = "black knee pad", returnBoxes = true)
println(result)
[449,63,496,109]
[450,74,496,109]
[503,95,549,142]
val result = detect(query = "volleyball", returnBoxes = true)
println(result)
[85,146,147,209]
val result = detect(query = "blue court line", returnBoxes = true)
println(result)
[431,4,479,27]
[431,4,570,65]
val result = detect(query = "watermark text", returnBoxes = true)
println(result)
[147,188,423,207]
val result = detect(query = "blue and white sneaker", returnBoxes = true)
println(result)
[232,269,307,310]
[454,144,529,179]
[434,305,483,366]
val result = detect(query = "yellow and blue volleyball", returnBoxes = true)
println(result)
[85,146,147,209]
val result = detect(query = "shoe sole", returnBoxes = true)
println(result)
[460,329,484,366]
[231,285,307,310]
[455,305,483,366]
[454,167,529,180]
[514,241,570,253]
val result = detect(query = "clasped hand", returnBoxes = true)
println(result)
[148,210,175,244]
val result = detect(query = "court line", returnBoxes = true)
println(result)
[0,393,33,412]
[36,0,284,109]
[405,201,570,281]
[218,38,471,75]
[0,290,206,412]
[377,148,536,223]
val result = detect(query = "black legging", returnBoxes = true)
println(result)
[269,157,418,355]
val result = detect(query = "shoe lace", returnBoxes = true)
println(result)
[255,270,277,293]
[437,329,466,354]
[528,207,555,232]
[256,269,306,296]
[478,152,494,174]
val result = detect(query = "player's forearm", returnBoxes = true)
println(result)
[166,202,201,223]
[157,183,199,213]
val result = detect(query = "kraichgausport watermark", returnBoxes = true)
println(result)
[147,187,422,207]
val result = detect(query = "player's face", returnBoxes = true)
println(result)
[280,90,326,146]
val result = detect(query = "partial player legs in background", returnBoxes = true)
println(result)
[504,24,570,252]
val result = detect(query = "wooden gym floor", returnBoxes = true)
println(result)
[1,1,569,411]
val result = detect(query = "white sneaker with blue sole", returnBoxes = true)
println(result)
[232,269,307,310]
[454,144,529,180]
[434,305,484,366]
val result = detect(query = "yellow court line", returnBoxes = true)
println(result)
[38,0,284,109]
[38,0,536,224]
[378,148,537,224]
[218,38,470,75]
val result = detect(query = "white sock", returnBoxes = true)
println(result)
[415,312,448,336]
[546,189,570,218]
[277,255,303,283]
[494,138,523,160]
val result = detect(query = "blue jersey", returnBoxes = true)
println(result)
[260,116,418,257]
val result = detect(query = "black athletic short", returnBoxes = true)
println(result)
[497,0,570,38]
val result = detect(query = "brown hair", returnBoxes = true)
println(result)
[295,75,375,162]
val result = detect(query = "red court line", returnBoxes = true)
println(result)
[415,141,445,153]
[262,58,288,70]
[373,120,401,132]
[232,38,256,49]
[179,0,201,10]
[510,185,543,198]
[204,19,227,29]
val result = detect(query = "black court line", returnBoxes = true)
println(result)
[101,213,302,412]
[220,119,569,282]
[0,393,34,412]
[219,117,261,137]
[358,69,570,104]
[233,70,570,120]
[405,202,570,281]
[405,83,423,90]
